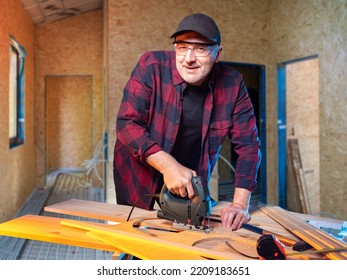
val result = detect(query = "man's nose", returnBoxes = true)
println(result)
[184,48,196,62]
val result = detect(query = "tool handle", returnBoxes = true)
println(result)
[240,222,298,247]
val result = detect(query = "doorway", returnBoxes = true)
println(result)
[45,75,93,173]
[217,62,266,206]
[277,55,320,213]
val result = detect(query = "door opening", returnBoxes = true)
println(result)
[217,62,266,206]
[45,75,93,174]
[277,55,319,213]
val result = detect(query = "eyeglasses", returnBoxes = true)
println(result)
[173,41,218,57]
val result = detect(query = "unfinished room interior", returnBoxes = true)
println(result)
[0,0,346,260]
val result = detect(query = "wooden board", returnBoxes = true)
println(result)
[41,200,310,258]
[43,199,303,248]
[0,215,116,252]
[88,231,208,260]
[1,201,345,260]
[260,206,347,260]
[44,199,233,223]
[287,138,311,214]
[60,218,257,260]
[44,199,154,222]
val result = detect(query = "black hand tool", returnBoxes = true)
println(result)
[157,176,213,233]
[256,234,286,260]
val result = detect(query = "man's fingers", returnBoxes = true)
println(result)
[186,181,195,198]
[221,207,250,230]
[166,173,196,198]
[223,213,240,229]
[179,186,187,197]
[223,213,234,228]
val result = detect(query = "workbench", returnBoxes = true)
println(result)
[0,199,346,260]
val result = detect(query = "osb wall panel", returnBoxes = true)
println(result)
[0,0,36,222]
[286,58,320,214]
[269,0,347,219]
[46,76,92,172]
[36,10,103,188]
[106,0,271,203]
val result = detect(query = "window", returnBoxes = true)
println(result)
[9,36,26,148]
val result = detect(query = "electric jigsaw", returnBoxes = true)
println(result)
[157,176,213,233]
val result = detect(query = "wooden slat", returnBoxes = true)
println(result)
[61,219,248,260]
[298,168,311,214]
[44,200,252,224]
[260,206,347,260]
[44,199,154,222]
[87,231,207,260]
[0,215,116,252]
[287,138,310,214]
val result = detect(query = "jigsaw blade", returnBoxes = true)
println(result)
[172,221,213,234]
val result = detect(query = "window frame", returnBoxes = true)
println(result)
[9,36,26,148]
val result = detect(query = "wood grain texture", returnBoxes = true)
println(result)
[260,206,347,260]
[44,199,154,222]
[61,218,253,260]
[0,215,115,252]
[87,231,208,260]
[287,138,310,214]
[2,201,345,260]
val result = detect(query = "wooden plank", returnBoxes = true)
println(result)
[44,200,245,224]
[0,213,315,260]
[3,200,342,260]
[0,214,116,252]
[299,168,311,214]
[60,216,321,260]
[44,199,154,222]
[61,219,251,260]
[260,206,347,260]
[0,208,334,260]
[287,138,309,214]
[88,231,207,260]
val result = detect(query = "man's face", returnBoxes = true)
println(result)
[174,31,222,86]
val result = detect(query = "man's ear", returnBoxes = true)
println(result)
[215,46,223,63]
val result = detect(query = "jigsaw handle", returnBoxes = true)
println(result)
[161,176,203,201]
[157,176,212,225]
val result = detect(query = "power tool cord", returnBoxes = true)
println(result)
[126,193,159,222]
[225,241,258,259]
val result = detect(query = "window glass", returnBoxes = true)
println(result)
[9,36,26,148]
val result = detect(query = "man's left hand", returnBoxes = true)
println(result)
[220,203,250,230]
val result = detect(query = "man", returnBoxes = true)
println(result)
[114,13,261,230]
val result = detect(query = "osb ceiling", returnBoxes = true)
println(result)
[20,0,103,24]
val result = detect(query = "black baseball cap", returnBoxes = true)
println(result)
[171,13,221,44]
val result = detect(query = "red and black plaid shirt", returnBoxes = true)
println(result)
[113,50,261,209]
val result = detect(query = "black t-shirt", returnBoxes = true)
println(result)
[170,83,208,171]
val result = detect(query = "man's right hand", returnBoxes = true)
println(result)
[146,151,196,198]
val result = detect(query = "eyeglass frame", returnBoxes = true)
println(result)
[173,40,219,57]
